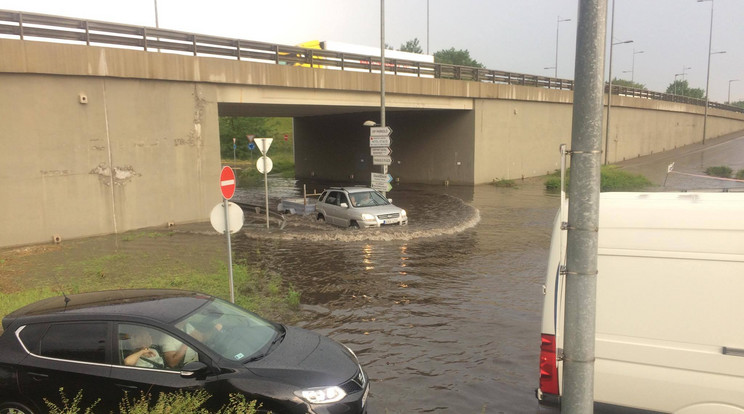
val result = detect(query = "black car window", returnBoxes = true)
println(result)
[39,322,108,364]
[117,323,196,370]
[18,323,49,354]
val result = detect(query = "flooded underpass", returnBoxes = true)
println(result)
[230,133,744,413]
[232,179,560,413]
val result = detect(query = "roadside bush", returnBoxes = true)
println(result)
[736,169,744,180]
[705,166,732,178]
[544,166,652,192]
[45,388,264,414]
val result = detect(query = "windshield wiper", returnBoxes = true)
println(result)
[244,329,286,363]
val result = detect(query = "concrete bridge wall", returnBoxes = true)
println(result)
[2,38,744,248]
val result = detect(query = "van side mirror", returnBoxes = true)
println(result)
[387,198,393,203]
[340,202,349,208]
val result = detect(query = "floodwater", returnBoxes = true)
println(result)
[232,179,559,413]
[230,132,744,413]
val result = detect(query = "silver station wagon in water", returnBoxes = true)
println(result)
[316,187,408,228]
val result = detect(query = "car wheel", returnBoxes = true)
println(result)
[317,213,325,222]
[350,221,360,229]
[0,402,35,414]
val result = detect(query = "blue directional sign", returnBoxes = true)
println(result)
[248,142,255,150]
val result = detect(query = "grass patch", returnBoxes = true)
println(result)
[705,165,733,178]
[490,178,517,188]
[737,170,744,180]
[544,165,652,192]
[0,231,301,323]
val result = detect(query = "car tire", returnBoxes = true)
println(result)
[317,213,325,222]
[350,221,360,229]
[0,402,35,414]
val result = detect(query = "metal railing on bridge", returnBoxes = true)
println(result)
[1,9,742,114]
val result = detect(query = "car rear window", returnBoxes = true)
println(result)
[36,322,108,363]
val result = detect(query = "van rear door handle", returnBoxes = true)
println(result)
[723,347,744,357]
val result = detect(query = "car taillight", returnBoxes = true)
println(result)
[539,333,559,396]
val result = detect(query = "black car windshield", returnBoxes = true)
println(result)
[174,298,280,362]
[350,191,388,207]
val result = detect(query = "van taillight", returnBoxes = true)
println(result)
[539,334,559,395]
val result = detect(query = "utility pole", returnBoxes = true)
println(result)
[563,0,607,412]
[380,0,388,196]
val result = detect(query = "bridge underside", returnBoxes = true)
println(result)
[218,102,475,186]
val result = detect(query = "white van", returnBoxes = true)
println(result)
[537,192,744,413]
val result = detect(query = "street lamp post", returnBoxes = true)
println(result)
[729,79,740,104]
[604,0,633,165]
[699,0,714,144]
[555,16,571,78]
[673,73,685,95]
[631,49,644,83]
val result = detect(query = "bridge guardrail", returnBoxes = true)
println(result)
[1,9,742,114]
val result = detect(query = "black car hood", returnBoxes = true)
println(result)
[246,326,359,387]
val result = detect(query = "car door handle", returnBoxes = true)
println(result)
[116,384,140,391]
[28,372,49,381]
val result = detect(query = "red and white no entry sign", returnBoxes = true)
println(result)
[220,166,236,199]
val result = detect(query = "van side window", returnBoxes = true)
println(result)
[38,322,108,363]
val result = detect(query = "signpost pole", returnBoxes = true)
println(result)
[380,0,387,197]
[219,166,237,304]
[264,163,269,229]
[223,197,235,303]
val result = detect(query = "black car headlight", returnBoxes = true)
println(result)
[294,386,347,404]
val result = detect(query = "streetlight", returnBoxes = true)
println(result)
[604,0,633,165]
[681,66,692,80]
[631,49,644,83]
[673,73,685,95]
[729,79,740,104]
[699,0,714,144]
[554,16,571,78]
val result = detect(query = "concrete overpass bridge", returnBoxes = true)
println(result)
[2,10,743,248]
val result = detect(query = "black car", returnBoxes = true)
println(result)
[0,289,369,414]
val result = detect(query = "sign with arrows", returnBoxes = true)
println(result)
[370,126,393,137]
[371,147,392,157]
[371,172,393,184]
[370,136,391,147]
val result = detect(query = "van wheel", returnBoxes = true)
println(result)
[0,402,35,414]
[350,221,360,229]
[316,214,325,222]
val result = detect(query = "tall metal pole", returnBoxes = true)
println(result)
[380,0,388,196]
[631,49,643,83]
[563,0,607,412]
[555,16,571,78]
[426,0,430,55]
[603,0,615,165]
[701,0,714,145]
[603,0,631,165]
[729,79,740,104]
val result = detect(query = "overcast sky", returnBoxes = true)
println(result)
[2,0,742,102]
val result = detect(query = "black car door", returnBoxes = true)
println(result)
[16,322,115,412]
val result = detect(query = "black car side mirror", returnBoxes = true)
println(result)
[180,361,209,380]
